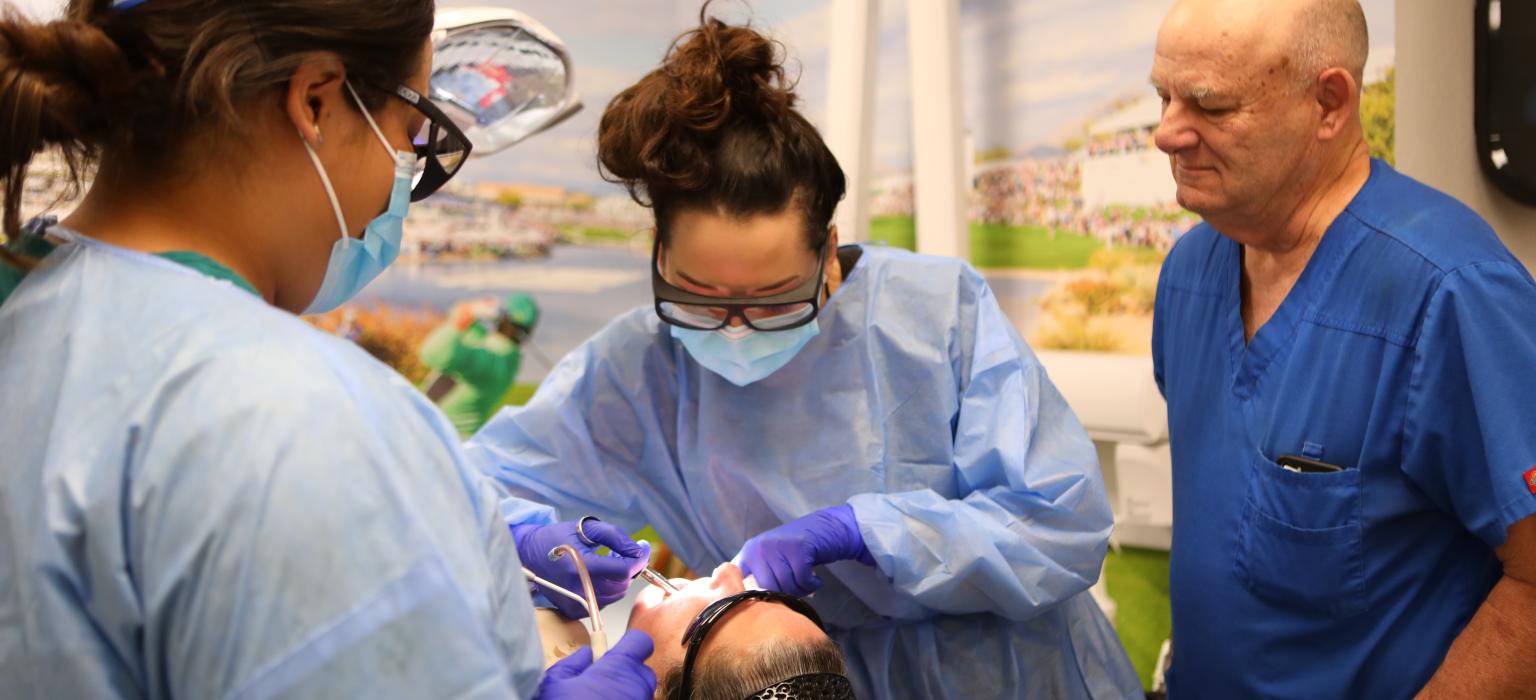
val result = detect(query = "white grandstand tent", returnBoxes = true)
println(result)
[1081,95,1177,210]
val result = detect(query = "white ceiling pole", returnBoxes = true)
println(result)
[824,0,880,244]
[906,0,969,260]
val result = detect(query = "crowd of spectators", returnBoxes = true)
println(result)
[966,156,1195,251]
[1086,125,1157,157]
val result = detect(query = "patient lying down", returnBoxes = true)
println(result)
[627,563,855,700]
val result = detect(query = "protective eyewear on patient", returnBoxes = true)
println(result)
[652,241,827,332]
[391,84,472,202]
[673,590,830,700]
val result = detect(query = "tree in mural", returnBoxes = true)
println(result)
[1361,68,1395,166]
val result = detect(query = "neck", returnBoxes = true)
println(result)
[1227,138,1372,342]
[61,155,308,306]
[1229,139,1372,280]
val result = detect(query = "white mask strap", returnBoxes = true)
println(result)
[299,82,403,244]
[346,82,401,158]
[300,131,349,242]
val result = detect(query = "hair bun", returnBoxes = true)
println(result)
[666,17,796,132]
[0,14,139,148]
[597,12,799,201]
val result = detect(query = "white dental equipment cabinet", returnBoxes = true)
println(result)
[1034,350,1174,625]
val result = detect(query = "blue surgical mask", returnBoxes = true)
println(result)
[301,83,415,315]
[671,320,820,386]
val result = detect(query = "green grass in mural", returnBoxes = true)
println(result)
[577,226,638,242]
[868,216,918,251]
[970,222,1103,269]
[1105,546,1173,691]
[867,216,1111,269]
[555,222,640,243]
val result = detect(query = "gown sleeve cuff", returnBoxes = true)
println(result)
[499,495,558,530]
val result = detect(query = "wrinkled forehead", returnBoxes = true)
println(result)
[1151,3,1293,96]
[1152,41,1288,100]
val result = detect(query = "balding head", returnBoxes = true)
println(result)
[1291,0,1369,88]
[1160,0,1367,91]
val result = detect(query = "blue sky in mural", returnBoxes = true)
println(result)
[438,0,1395,191]
[955,0,1395,157]
[6,0,1396,191]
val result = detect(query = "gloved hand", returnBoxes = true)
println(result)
[513,519,650,620]
[535,630,657,700]
[734,504,875,597]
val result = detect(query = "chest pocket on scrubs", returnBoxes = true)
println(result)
[1234,454,1367,617]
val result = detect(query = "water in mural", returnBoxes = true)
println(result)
[15,0,1395,375]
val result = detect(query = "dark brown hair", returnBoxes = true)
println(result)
[0,0,435,265]
[660,636,848,700]
[596,2,845,252]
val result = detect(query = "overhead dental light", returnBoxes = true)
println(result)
[430,7,583,156]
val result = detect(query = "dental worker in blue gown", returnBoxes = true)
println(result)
[465,11,1141,699]
[0,2,654,697]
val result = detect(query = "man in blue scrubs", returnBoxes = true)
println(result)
[1150,0,1536,696]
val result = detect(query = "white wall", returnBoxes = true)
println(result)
[1396,0,1536,269]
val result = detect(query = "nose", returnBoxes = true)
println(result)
[711,562,746,593]
[1154,100,1200,155]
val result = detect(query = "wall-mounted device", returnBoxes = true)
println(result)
[1475,0,1536,206]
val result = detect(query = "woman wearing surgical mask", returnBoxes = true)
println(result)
[468,6,1142,699]
[0,1,655,697]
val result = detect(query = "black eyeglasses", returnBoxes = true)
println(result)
[391,84,472,202]
[671,590,827,700]
[652,239,828,332]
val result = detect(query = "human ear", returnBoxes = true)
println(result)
[283,53,349,150]
[824,224,840,272]
[1314,67,1359,141]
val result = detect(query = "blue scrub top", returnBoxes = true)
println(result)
[1153,159,1536,698]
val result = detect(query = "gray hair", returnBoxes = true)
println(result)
[1291,0,1370,89]
[661,637,848,700]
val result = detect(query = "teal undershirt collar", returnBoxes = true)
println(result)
[3,234,259,298]
[154,250,260,297]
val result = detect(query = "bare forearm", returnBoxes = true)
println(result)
[1416,575,1536,699]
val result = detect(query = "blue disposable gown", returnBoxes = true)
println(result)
[0,234,547,699]
[1153,160,1536,697]
[468,245,1141,699]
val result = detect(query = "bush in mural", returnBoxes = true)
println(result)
[1034,248,1162,354]
[1362,68,1395,166]
[307,304,446,384]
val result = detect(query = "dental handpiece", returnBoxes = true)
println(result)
[637,567,681,593]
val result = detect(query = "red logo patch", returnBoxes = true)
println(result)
[1526,467,1536,495]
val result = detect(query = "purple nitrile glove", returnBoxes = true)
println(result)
[535,630,657,700]
[512,519,649,620]
[734,504,875,597]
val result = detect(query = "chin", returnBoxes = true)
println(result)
[1174,189,1215,219]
